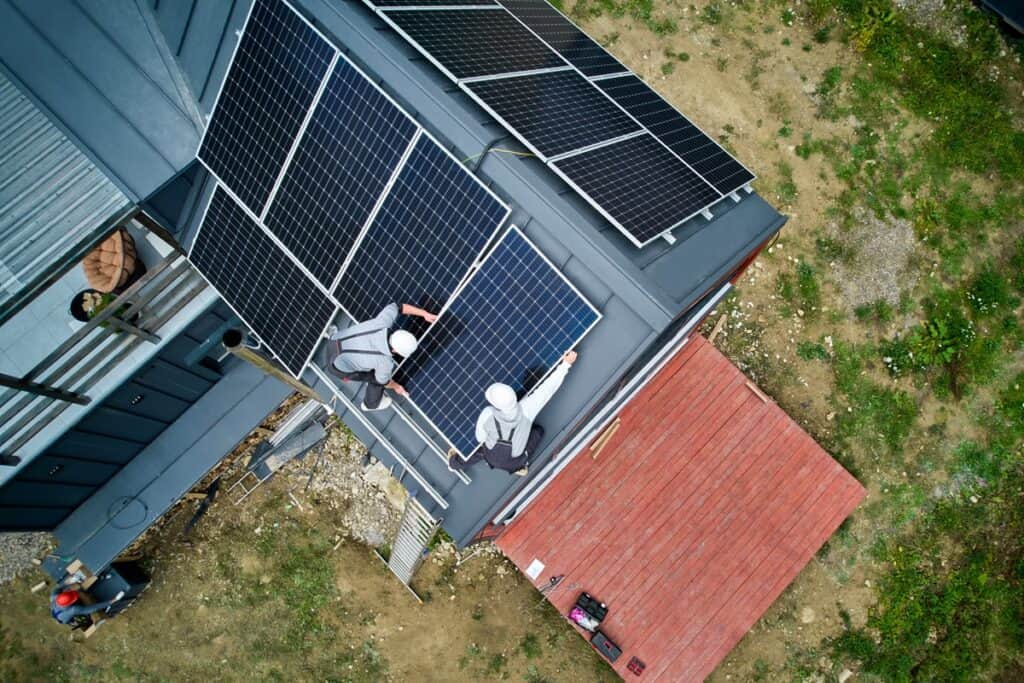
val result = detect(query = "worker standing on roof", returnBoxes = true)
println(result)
[326,303,437,411]
[449,350,578,476]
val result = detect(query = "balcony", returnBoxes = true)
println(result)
[0,218,215,471]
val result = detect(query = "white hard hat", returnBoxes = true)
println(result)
[389,330,418,357]
[485,383,518,412]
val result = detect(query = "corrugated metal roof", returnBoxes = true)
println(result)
[0,71,129,308]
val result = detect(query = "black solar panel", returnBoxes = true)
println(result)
[334,135,509,324]
[372,0,496,4]
[198,0,334,216]
[465,70,640,159]
[552,134,721,246]
[382,8,565,80]
[263,57,418,289]
[397,227,599,456]
[597,75,755,194]
[190,188,338,377]
[498,0,626,77]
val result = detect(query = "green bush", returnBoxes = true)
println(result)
[967,263,1015,317]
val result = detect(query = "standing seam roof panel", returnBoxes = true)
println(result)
[0,72,129,306]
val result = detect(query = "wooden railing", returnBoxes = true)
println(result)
[0,253,207,464]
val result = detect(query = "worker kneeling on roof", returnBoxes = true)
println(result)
[326,303,436,411]
[449,350,578,476]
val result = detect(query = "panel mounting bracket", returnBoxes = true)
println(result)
[729,191,741,202]
[661,232,677,245]
[701,208,714,221]
[743,183,754,193]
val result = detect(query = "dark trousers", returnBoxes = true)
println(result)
[334,369,386,409]
[454,425,544,472]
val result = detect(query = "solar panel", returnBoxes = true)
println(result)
[597,74,755,194]
[381,8,565,80]
[498,0,626,77]
[465,70,640,159]
[334,134,509,324]
[552,134,721,247]
[190,187,338,377]
[396,227,600,457]
[198,0,334,216]
[263,57,418,289]
[372,0,496,4]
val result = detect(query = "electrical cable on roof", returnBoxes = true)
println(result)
[462,148,535,164]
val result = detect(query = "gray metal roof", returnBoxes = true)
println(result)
[0,0,202,202]
[0,70,130,311]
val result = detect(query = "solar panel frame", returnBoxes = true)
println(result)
[333,133,511,324]
[370,0,498,5]
[377,7,567,81]
[262,56,420,289]
[197,0,335,217]
[497,0,627,77]
[188,186,339,378]
[597,74,755,195]
[463,70,641,160]
[551,133,723,248]
[394,226,601,458]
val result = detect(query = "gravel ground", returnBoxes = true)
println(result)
[832,210,918,310]
[0,532,52,586]
[300,423,403,548]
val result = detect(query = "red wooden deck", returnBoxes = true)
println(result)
[497,335,865,682]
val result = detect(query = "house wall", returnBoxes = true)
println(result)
[0,303,236,531]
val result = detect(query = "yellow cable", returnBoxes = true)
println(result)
[462,148,536,163]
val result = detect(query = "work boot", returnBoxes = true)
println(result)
[324,324,338,339]
[360,396,392,411]
[513,466,528,477]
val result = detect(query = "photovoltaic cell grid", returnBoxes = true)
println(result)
[466,70,639,159]
[553,134,721,246]
[373,0,496,4]
[396,227,599,456]
[597,74,755,194]
[263,58,418,288]
[382,9,565,80]
[198,0,333,216]
[334,135,509,323]
[190,188,337,376]
[498,0,625,77]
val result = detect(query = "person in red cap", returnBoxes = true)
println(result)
[50,584,125,627]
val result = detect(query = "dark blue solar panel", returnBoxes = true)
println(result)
[263,57,418,289]
[190,187,337,377]
[198,0,334,216]
[597,74,755,194]
[466,70,639,159]
[372,0,496,4]
[334,134,508,325]
[382,9,564,80]
[552,133,721,247]
[396,228,599,457]
[498,0,626,77]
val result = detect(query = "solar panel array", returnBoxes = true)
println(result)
[396,227,601,457]
[334,135,511,322]
[192,0,509,379]
[191,188,338,376]
[366,0,755,246]
[197,0,333,216]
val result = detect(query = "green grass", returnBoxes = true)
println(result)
[520,633,542,660]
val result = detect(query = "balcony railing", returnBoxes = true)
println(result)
[0,252,207,464]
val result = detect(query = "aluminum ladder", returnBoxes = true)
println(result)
[377,495,440,601]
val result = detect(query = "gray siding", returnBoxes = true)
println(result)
[0,0,201,201]
[0,71,130,311]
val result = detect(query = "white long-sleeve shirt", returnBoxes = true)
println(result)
[474,360,572,453]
